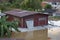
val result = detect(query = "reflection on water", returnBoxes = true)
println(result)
[11,29,48,40]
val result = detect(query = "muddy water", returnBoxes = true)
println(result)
[48,27,60,40]
[11,29,48,40]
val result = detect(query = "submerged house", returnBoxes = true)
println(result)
[4,9,48,40]
[4,9,49,28]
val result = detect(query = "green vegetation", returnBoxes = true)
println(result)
[49,16,60,20]
[20,0,42,11]
[44,4,52,9]
[0,0,43,12]
[0,16,19,38]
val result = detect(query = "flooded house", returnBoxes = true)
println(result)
[4,9,49,28]
[0,9,48,40]
[3,9,49,40]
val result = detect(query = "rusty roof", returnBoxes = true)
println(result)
[4,9,48,17]
[46,0,60,2]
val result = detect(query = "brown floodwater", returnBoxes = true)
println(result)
[11,29,48,40]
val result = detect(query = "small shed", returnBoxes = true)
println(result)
[4,9,49,28]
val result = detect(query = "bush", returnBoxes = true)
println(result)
[0,16,19,38]
[44,4,52,9]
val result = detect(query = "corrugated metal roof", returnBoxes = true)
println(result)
[4,9,48,17]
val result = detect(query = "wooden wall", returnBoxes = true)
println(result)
[6,14,48,28]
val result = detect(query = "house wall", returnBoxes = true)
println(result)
[53,13,60,16]
[43,1,60,9]
[6,15,14,21]
[6,14,48,28]
[22,14,48,28]
[6,14,23,28]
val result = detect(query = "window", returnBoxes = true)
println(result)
[39,17,46,21]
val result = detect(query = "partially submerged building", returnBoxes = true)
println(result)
[4,9,49,28]
[3,9,49,40]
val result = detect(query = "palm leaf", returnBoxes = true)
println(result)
[0,25,4,37]
[0,16,19,37]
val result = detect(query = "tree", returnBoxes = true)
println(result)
[20,0,43,11]
[0,2,12,12]
[0,0,44,12]
[44,4,52,9]
[10,0,24,8]
[0,16,19,38]
[0,0,24,12]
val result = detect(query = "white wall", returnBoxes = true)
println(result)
[44,2,60,9]
[53,13,60,16]
[53,13,56,16]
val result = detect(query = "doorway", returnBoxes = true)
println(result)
[26,20,34,29]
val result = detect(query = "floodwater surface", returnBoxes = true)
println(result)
[11,29,48,40]
[48,27,60,40]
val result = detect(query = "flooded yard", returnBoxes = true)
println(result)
[11,20,60,40]
[48,20,60,40]
[48,27,60,40]
[11,29,48,40]
[11,26,60,40]
[12,27,60,40]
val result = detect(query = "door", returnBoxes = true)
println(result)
[26,20,34,29]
